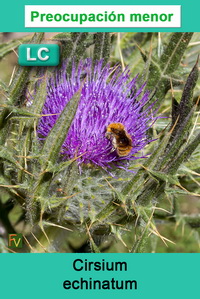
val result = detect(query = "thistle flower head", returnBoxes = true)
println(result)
[38,59,156,169]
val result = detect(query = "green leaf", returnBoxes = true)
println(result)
[61,161,79,195]
[145,168,180,185]
[8,33,45,105]
[160,33,193,74]
[52,33,71,41]
[27,78,81,216]
[0,176,25,202]
[15,78,47,182]
[40,89,80,167]
[131,206,153,253]
[167,131,200,174]
[165,187,190,196]
[145,33,193,107]
[171,59,199,139]
[0,145,24,171]
[46,158,75,174]
[171,97,180,127]
[121,130,171,197]
[56,33,89,68]
[0,79,8,92]
[155,106,196,171]
[28,78,47,125]
[0,33,45,145]
[0,36,30,60]
[93,33,111,64]
[93,197,122,224]
[89,237,101,253]
[0,103,42,118]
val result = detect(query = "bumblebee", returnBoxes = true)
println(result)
[106,123,133,157]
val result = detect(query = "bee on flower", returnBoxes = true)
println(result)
[37,59,156,170]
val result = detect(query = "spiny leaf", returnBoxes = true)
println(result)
[171,97,180,127]
[45,158,76,174]
[145,33,193,107]
[0,33,44,145]
[16,78,47,182]
[145,168,180,185]
[8,33,44,105]
[0,182,28,189]
[0,103,42,118]
[93,33,111,65]
[160,33,193,74]
[0,176,27,202]
[51,33,71,41]
[93,197,122,223]
[181,214,200,228]
[62,161,79,195]
[165,187,193,196]
[178,58,199,119]
[0,79,8,92]
[56,33,89,68]
[0,145,24,171]
[70,33,89,65]
[26,53,82,218]
[171,58,199,137]
[131,206,153,253]
[122,130,172,197]
[28,78,47,126]
[156,106,196,171]
[0,35,30,60]
[86,224,101,253]
[167,131,200,174]
[136,180,162,206]
[40,90,80,167]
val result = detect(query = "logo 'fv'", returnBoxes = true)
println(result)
[8,234,23,248]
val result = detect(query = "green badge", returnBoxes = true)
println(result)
[8,233,23,248]
[18,44,60,66]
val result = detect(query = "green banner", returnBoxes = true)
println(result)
[0,253,199,298]
[0,0,199,32]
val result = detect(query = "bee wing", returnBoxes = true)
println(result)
[112,136,117,149]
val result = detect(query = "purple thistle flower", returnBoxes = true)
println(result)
[37,59,156,170]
